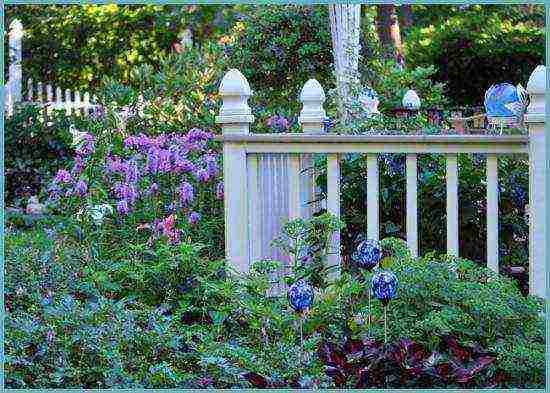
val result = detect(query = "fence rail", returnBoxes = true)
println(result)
[216,66,547,299]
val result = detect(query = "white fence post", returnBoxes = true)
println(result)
[525,65,547,298]
[8,19,23,114]
[216,69,254,274]
[298,78,327,215]
[298,79,341,278]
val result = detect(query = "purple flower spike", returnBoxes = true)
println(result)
[179,182,194,206]
[188,211,200,225]
[75,180,88,197]
[54,169,72,184]
[116,199,130,215]
[215,182,224,200]
[194,168,210,183]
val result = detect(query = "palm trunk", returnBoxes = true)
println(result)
[376,4,405,69]
[328,4,361,122]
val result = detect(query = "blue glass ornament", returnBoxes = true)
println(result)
[371,270,398,305]
[287,279,314,312]
[484,83,527,120]
[352,239,381,270]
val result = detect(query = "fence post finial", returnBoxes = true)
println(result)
[525,64,547,299]
[298,79,326,133]
[216,69,254,133]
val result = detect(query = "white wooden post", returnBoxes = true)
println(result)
[36,82,43,103]
[298,78,326,214]
[8,19,23,112]
[406,154,418,258]
[27,78,33,102]
[75,90,82,115]
[46,84,53,102]
[298,79,340,277]
[486,154,499,272]
[216,69,254,274]
[366,154,379,242]
[83,92,91,115]
[65,89,72,115]
[525,65,547,298]
[446,154,459,256]
[56,87,63,110]
[327,154,341,279]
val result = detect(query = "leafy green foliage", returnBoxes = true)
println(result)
[405,5,544,106]
[5,4,237,91]
[227,5,333,113]
[4,217,544,388]
[4,104,91,205]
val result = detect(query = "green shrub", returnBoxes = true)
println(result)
[405,5,544,106]
[100,42,229,131]
[5,4,235,91]
[4,219,544,388]
[227,5,333,113]
[4,104,94,206]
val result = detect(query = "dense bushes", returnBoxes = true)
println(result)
[227,5,333,113]
[405,5,544,106]
[4,104,92,205]
[5,221,544,388]
[4,4,236,91]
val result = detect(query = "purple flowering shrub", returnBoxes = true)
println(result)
[48,126,224,255]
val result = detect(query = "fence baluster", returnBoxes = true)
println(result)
[65,89,72,115]
[446,154,459,256]
[36,81,43,103]
[75,90,81,116]
[83,92,91,114]
[366,154,379,242]
[27,78,33,101]
[46,84,53,102]
[327,154,341,279]
[288,155,301,220]
[406,153,418,258]
[55,87,63,111]
[486,154,499,272]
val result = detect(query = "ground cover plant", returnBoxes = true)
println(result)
[4,3,544,389]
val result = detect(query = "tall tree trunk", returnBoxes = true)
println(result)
[328,4,361,122]
[400,5,413,31]
[376,4,405,69]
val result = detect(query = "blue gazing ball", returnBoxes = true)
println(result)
[352,239,381,270]
[287,279,314,313]
[371,271,398,305]
[484,83,527,120]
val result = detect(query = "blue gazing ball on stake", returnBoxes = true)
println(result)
[287,279,314,313]
[371,270,398,305]
[352,239,381,270]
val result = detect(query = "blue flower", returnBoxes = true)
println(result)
[352,239,381,270]
[371,270,398,305]
[287,279,314,312]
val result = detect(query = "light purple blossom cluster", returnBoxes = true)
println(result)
[49,130,95,201]
[107,129,221,242]
[49,127,222,245]
[266,115,291,133]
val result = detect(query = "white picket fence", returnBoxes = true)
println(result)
[4,19,99,117]
[216,66,547,299]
